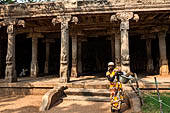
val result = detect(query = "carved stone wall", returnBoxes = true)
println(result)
[0,0,170,18]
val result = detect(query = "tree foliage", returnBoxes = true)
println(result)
[0,0,53,4]
[0,0,16,4]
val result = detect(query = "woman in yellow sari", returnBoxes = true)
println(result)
[106,62,123,113]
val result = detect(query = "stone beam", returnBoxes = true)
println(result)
[42,38,55,43]
[150,25,169,33]
[16,26,61,34]
[27,32,44,39]
[44,33,61,39]
[140,34,156,39]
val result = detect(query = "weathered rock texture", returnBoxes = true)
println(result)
[123,85,142,113]
[39,86,67,111]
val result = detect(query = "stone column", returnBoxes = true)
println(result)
[52,16,71,83]
[71,34,78,77]
[78,39,82,74]
[60,17,70,83]
[118,13,133,73]
[31,38,39,77]
[111,35,115,62]
[111,12,139,72]
[44,42,50,74]
[0,41,2,77]
[115,33,121,66]
[0,19,25,82]
[5,24,17,82]
[146,38,154,72]
[52,15,78,83]
[120,26,130,72]
[27,33,44,77]
[42,38,55,74]
[158,31,169,76]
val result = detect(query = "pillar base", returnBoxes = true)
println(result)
[59,77,69,83]
[160,65,169,76]
[31,62,39,77]
[147,59,154,72]
[60,64,69,83]
[71,66,78,78]
[5,66,17,83]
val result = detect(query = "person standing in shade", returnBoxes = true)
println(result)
[106,62,123,113]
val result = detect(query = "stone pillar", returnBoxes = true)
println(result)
[146,38,154,72]
[60,17,70,83]
[110,12,139,72]
[78,39,82,74]
[71,34,78,77]
[111,35,115,62]
[52,16,71,83]
[52,15,78,83]
[31,38,39,77]
[42,38,55,74]
[0,41,2,77]
[120,26,130,72]
[27,33,44,77]
[115,33,121,66]
[44,42,50,74]
[0,19,25,82]
[158,31,169,76]
[5,24,17,82]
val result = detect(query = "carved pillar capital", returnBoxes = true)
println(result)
[110,12,139,30]
[7,24,15,34]
[1,18,25,33]
[158,30,167,39]
[52,15,78,26]
[71,16,79,24]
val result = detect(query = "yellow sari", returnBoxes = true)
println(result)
[106,69,124,111]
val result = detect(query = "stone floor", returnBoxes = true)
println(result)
[0,73,169,113]
[0,95,131,113]
[0,72,169,87]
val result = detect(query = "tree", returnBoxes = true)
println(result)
[0,0,16,4]
[0,0,53,4]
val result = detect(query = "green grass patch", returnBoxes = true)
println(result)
[142,93,170,113]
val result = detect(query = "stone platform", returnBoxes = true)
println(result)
[0,73,170,96]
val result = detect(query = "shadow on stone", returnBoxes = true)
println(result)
[39,85,67,111]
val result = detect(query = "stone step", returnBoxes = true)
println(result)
[65,88,110,97]
[63,95,110,102]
